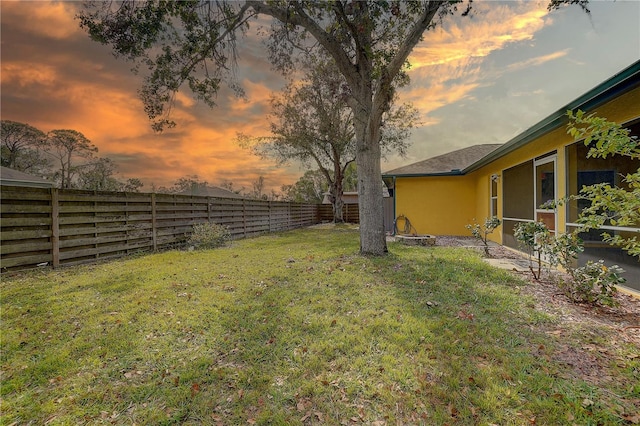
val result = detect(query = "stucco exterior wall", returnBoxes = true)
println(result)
[394,175,475,236]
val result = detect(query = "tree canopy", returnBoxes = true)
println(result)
[1,120,49,174]
[79,0,589,254]
[47,129,98,189]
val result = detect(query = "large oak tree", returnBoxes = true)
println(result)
[79,0,588,254]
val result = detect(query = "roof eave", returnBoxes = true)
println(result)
[382,170,464,178]
[1,179,54,188]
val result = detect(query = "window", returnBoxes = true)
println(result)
[565,120,640,290]
[490,175,498,217]
[503,160,534,220]
[501,153,558,247]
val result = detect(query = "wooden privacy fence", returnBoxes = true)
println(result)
[0,186,334,272]
[316,203,360,223]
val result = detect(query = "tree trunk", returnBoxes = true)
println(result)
[354,108,387,255]
[332,180,344,223]
[332,158,345,223]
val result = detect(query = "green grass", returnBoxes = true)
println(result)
[1,226,637,425]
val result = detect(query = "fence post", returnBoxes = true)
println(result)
[151,193,157,251]
[51,188,60,268]
[243,199,247,238]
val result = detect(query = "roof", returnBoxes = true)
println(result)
[0,166,54,188]
[322,191,359,204]
[384,144,502,177]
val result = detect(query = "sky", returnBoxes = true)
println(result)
[1,1,639,192]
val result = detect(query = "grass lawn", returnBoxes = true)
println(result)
[1,226,638,425]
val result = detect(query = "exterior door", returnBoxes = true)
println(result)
[534,155,557,233]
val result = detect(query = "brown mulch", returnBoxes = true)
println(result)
[438,236,640,391]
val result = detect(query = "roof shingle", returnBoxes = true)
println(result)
[384,144,502,176]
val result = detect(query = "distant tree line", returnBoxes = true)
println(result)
[1,120,143,192]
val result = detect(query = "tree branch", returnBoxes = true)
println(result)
[246,1,360,86]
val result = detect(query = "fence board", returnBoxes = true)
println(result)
[1,241,51,255]
[60,205,153,214]
[1,253,52,269]
[0,217,52,227]
[1,229,52,240]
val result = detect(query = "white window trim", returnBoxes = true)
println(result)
[566,223,640,233]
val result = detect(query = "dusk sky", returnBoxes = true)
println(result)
[1,1,639,192]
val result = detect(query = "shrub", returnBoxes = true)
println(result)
[188,222,231,249]
[514,221,553,280]
[465,216,501,256]
[565,261,624,307]
[513,220,625,306]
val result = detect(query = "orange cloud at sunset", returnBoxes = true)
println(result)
[2,61,150,142]
[507,50,570,72]
[0,0,293,191]
[1,62,60,88]
[410,4,548,70]
[5,1,77,40]
[402,2,552,127]
[403,82,482,120]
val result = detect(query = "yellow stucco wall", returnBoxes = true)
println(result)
[394,85,640,242]
[394,175,476,236]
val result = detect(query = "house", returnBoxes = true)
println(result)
[0,166,54,188]
[322,186,394,231]
[383,144,502,235]
[322,191,359,205]
[177,185,244,199]
[321,188,390,205]
[384,60,640,291]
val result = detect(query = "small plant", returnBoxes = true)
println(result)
[548,231,583,277]
[566,260,624,306]
[466,216,501,256]
[187,222,231,249]
[514,221,553,280]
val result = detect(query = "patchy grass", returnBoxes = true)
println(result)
[1,227,638,425]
